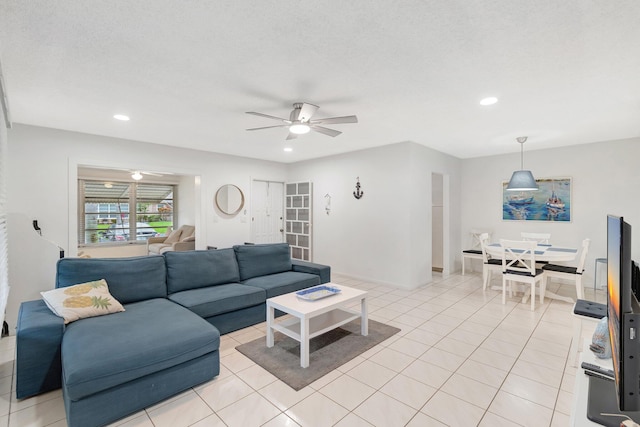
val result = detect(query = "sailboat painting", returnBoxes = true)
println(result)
[502,177,571,222]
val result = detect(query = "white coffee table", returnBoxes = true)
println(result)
[266,284,368,368]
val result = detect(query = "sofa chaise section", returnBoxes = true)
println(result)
[62,298,219,427]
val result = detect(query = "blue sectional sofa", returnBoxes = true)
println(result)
[16,243,330,427]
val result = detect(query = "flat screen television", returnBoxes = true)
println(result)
[607,214,640,411]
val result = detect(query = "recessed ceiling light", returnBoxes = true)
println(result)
[113,114,130,121]
[479,97,498,106]
[284,147,293,152]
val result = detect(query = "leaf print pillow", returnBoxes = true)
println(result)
[41,279,125,324]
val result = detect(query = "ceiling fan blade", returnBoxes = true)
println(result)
[246,111,291,123]
[310,125,342,137]
[246,125,289,131]
[286,132,298,140]
[297,103,319,122]
[310,115,358,125]
[141,171,163,176]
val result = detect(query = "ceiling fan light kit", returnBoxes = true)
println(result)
[289,123,310,135]
[506,136,538,191]
[246,102,358,139]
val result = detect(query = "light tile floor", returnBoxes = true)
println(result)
[0,271,606,427]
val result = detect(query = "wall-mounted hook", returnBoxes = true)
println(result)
[353,177,364,199]
[324,193,331,214]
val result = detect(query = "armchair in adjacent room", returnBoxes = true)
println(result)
[147,225,195,255]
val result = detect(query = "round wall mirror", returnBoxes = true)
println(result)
[215,184,244,215]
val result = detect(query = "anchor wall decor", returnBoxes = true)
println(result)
[353,177,364,199]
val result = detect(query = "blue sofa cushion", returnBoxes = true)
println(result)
[56,256,166,304]
[242,271,320,298]
[165,249,241,294]
[168,283,265,318]
[234,243,292,281]
[62,298,219,400]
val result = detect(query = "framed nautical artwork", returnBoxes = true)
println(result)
[502,177,572,222]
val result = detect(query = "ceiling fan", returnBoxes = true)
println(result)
[130,170,162,181]
[105,168,167,181]
[246,102,358,140]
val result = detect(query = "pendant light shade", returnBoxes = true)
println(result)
[507,170,538,191]
[506,136,538,191]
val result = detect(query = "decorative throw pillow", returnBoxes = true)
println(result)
[163,228,183,244]
[41,279,125,324]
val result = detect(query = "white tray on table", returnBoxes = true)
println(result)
[296,285,341,301]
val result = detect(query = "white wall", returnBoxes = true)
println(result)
[287,142,462,289]
[460,137,640,284]
[6,124,287,329]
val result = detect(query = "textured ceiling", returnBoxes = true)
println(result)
[1,1,639,163]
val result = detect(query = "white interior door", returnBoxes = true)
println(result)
[251,180,284,244]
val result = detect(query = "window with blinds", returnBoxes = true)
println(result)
[78,180,175,245]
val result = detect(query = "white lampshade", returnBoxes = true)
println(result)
[506,170,538,191]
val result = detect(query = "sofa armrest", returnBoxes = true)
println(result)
[291,260,331,284]
[173,240,196,252]
[147,236,167,245]
[16,300,65,398]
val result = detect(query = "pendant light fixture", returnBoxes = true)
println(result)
[506,136,538,191]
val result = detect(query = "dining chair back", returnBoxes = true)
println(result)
[521,232,551,244]
[542,238,590,299]
[521,232,552,267]
[500,239,547,311]
[462,229,491,275]
[480,233,502,290]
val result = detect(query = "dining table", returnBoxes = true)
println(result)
[485,242,579,304]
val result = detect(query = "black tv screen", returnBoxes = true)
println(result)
[607,214,640,411]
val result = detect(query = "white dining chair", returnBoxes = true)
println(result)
[542,238,590,300]
[480,233,502,290]
[521,232,552,268]
[500,239,547,311]
[462,229,491,275]
[520,232,551,244]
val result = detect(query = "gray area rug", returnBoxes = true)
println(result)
[235,319,400,391]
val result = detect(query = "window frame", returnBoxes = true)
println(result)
[78,179,177,247]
